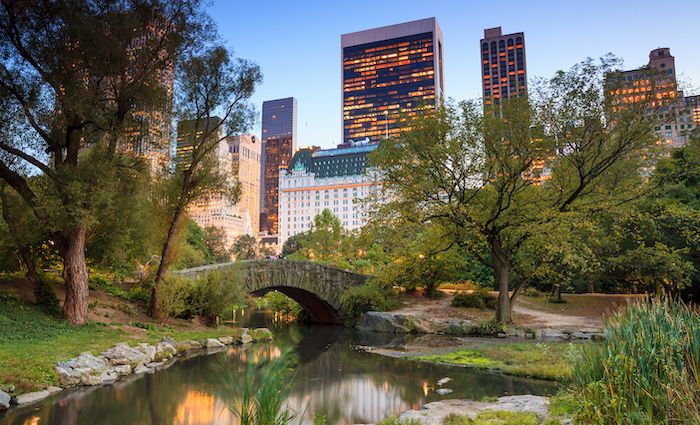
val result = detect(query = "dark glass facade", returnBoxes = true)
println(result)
[480,28,527,107]
[288,144,377,178]
[260,97,296,234]
[175,117,222,170]
[342,19,442,144]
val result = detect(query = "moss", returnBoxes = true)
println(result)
[471,411,539,425]
[412,342,578,381]
[248,328,273,341]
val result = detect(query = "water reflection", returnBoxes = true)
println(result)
[0,309,556,425]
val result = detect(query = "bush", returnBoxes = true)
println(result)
[452,288,496,310]
[340,284,397,318]
[35,272,61,316]
[523,286,541,297]
[468,318,507,336]
[264,291,302,317]
[159,271,245,326]
[571,297,700,424]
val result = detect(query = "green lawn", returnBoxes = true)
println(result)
[411,342,581,381]
[0,295,239,393]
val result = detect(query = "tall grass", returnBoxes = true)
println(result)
[571,297,699,424]
[217,348,298,425]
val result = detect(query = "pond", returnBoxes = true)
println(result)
[0,308,556,425]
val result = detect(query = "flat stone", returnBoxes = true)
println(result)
[46,386,62,395]
[133,364,151,374]
[15,390,50,405]
[204,338,225,349]
[0,390,10,411]
[113,365,131,376]
[489,395,550,418]
[101,343,150,367]
[55,352,110,387]
[136,343,156,362]
[218,336,234,345]
[436,388,453,395]
[240,331,253,344]
[161,336,177,346]
[146,361,164,369]
[99,369,118,384]
[437,377,451,386]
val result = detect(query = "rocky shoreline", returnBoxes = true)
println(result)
[0,327,273,412]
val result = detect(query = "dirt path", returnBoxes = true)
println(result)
[512,303,602,330]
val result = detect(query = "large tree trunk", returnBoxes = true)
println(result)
[61,225,89,325]
[495,260,511,323]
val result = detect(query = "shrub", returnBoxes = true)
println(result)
[35,272,61,316]
[264,291,302,317]
[442,413,470,425]
[571,297,700,424]
[340,284,397,318]
[452,288,496,310]
[523,286,541,297]
[468,318,507,336]
[158,275,196,318]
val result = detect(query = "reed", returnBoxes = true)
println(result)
[571,296,699,424]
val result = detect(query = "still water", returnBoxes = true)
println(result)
[1,308,555,425]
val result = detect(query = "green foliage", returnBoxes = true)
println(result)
[441,413,470,425]
[376,418,421,425]
[287,209,353,268]
[204,226,229,263]
[339,283,398,318]
[470,411,539,425]
[571,297,700,424]
[263,291,302,317]
[452,288,497,310]
[218,348,297,425]
[467,318,507,336]
[34,272,62,316]
[88,272,150,304]
[230,234,259,260]
[159,271,244,325]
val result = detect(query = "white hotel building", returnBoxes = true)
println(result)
[278,142,381,247]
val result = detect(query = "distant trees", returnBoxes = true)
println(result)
[230,234,258,260]
[371,57,657,322]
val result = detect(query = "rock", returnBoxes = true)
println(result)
[101,343,151,367]
[436,388,453,395]
[437,377,451,386]
[489,395,550,418]
[113,365,132,376]
[133,364,151,374]
[99,369,118,384]
[218,336,234,345]
[136,343,157,362]
[146,361,164,369]
[153,341,177,362]
[358,312,429,334]
[46,386,62,395]
[161,336,177,347]
[248,328,273,342]
[55,352,110,387]
[445,319,472,335]
[0,390,10,411]
[204,338,225,349]
[176,340,202,354]
[240,330,253,344]
[14,390,49,405]
[230,328,245,343]
[0,384,15,393]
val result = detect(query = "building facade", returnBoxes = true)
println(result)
[260,97,297,236]
[278,142,381,247]
[480,27,527,107]
[609,48,697,147]
[341,17,444,144]
[228,134,262,240]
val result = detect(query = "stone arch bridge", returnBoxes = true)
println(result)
[174,260,368,324]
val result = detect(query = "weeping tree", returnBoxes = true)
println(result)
[372,57,657,322]
[148,46,260,318]
[0,0,205,324]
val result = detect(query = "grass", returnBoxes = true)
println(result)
[412,342,579,381]
[0,292,241,393]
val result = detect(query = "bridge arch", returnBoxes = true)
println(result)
[175,259,368,324]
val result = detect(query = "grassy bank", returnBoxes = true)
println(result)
[0,292,239,393]
[411,341,579,381]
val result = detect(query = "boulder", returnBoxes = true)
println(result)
[55,352,110,387]
[204,338,225,349]
[15,390,50,405]
[161,336,177,347]
[101,343,151,368]
[176,340,202,354]
[218,336,234,345]
[248,328,273,342]
[445,319,472,335]
[136,343,157,362]
[113,365,131,376]
[436,388,453,395]
[146,361,164,369]
[0,384,15,393]
[240,330,253,344]
[487,395,550,418]
[99,369,118,384]
[46,386,62,395]
[0,390,10,411]
[229,328,245,343]
[133,364,151,374]
[153,341,177,362]
[358,312,428,334]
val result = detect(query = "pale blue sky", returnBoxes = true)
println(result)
[210,0,700,149]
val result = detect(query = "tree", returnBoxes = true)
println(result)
[0,1,204,324]
[372,57,656,322]
[230,234,257,260]
[148,46,261,318]
[204,226,228,262]
[288,209,352,267]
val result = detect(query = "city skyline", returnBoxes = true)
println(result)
[210,0,700,150]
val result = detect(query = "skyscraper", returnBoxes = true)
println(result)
[480,27,527,107]
[260,97,297,236]
[228,134,262,238]
[341,18,444,144]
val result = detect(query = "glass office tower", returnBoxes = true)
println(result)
[480,27,527,107]
[341,18,444,144]
[260,97,297,235]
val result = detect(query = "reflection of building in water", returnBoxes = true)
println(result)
[287,375,418,425]
[174,390,233,425]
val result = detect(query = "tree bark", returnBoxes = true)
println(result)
[495,261,511,323]
[60,225,89,325]
[148,202,185,319]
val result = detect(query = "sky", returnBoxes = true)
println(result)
[209,0,700,149]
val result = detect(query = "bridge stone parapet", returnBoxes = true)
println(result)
[175,259,369,324]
